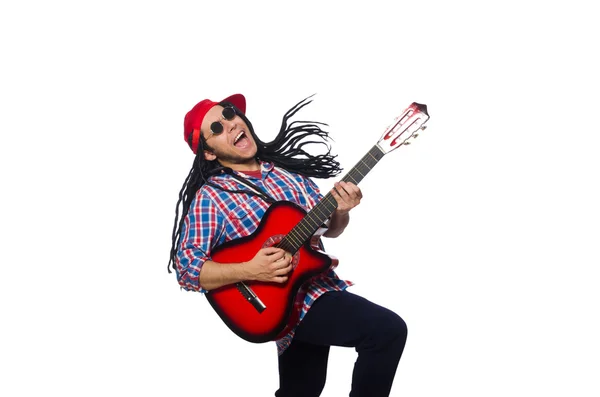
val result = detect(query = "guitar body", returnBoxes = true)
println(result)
[206,201,338,343]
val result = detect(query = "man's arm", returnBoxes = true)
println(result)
[323,210,350,238]
[323,181,362,238]
[198,247,293,291]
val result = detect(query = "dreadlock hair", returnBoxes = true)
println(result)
[167,95,342,273]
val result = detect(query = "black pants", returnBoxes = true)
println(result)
[275,290,407,397]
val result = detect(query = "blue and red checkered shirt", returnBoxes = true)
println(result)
[175,161,352,354]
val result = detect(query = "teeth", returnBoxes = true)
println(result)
[234,131,245,144]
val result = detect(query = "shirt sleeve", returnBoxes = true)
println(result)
[175,190,224,293]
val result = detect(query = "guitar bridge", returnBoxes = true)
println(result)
[236,282,266,313]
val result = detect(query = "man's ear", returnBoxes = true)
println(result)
[204,150,216,161]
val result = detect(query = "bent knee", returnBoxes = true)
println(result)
[387,312,408,341]
[367,310,407,346]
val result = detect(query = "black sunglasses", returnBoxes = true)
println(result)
[208,106,237,138]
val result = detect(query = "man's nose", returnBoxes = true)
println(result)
[223,118,237,133]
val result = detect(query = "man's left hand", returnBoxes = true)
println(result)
[331,181,362,215]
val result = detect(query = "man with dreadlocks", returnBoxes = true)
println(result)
[168,93,407,397]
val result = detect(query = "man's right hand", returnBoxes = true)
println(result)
[244,247,293,283]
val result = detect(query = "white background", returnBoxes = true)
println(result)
[1,0,599,396]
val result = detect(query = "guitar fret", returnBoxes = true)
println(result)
[297,221,312,235]
[353,167,365,177]
[287,233,302,246]
[366,152,378,162]
[313,206,329,219]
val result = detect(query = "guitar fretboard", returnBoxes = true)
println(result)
[277,144,386,253]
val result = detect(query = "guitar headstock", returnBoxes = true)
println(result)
[377,102,430,154]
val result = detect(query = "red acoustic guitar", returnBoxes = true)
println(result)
[206,102,430,343]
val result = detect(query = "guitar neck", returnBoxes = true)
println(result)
[278,144,386,254]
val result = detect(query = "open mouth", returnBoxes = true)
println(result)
[234,131,249,148]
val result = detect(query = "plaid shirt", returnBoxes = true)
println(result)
[176,161,352,354]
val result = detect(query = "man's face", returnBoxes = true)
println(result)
[201,105,258,170]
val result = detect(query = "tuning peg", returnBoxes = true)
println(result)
[414,133,419,138]
[404,141,411,145]
[421,126,428,131]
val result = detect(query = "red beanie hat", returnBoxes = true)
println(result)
[183,93,246,154]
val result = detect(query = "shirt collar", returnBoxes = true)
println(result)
[260,161,274,172]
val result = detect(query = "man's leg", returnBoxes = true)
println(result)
[275,339,330,397]
[292,290,407,397]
